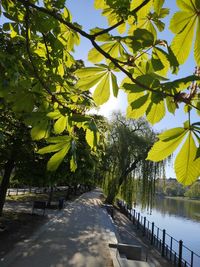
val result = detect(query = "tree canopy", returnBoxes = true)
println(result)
[101,112,165,204]
[0,0,200,186]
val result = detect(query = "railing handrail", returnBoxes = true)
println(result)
[117,199,200,267]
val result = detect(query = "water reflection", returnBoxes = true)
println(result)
[152,197,200,222]
[135,197,200,266]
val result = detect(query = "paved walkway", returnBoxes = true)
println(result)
[113,209,171,267]
[0,189,117,267]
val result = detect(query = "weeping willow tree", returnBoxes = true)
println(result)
[103,112,167,206]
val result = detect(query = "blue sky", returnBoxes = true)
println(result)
[66,0,197,130]
[66,1,199,178]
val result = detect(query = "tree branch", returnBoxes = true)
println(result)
[93,0,152,38]
[92,20,124,38]
[86,0,152,39]
[24,5,69,109]
[18,0,200,112]
[42,33,51,66]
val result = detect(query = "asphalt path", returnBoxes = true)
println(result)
[1,189,117,267]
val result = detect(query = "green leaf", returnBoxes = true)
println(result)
[76,72,106,91]
[162,75,200,93]
[70,156,77,172]
[167,46,179,74]
[111,73,119,97]
[165,97,176,114]
[131,94,149,109]
[170,11,194,34]
[70,114,91,122]
[153,47,170,76]
[88,47,104,63]
[175,133,200,185]
[47,110,61,119]
[131,29,155,50]
[127,93,150,119]
[93,73,110,105]
[47,136,71,143]
[170,15,196,64]
[75,67,106,78]
[94,0,105,9]
[88,42,123,63]
[54,116,67,134]
[146,100,165,125]
[31,119,49,140]
[184,120,190,129]
[86,129,95,148]
[194,19,200,65]
[58,25,80,51]
[76,67,110,91]
[63,7,72,21]
[122,83,144,93]
[176,0,195,12]
[37,143,65,154]
[154,0,164,14]
[47,143,71,171]
[158,127,186,141]
[11,90,35,113]
[130,0,152,16]
[170,1,200,65]
[159,8,170,18]
[34,43,47,58]
[147,129,187,161]
[57,62,64,77]
[195,145,200,160]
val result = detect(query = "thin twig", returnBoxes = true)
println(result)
[17,0,200,112]
[93,20,124,38]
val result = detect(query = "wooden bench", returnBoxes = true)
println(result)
[32,201,46,216]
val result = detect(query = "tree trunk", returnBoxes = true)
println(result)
[0,158,15,216]
[105,157,142,204]
[47,186,53,207]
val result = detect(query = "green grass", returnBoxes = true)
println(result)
[6,190,68,202]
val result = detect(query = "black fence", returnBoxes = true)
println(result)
[117,200,200,267]
[6,185,91,197]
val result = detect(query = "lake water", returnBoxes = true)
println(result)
[134,197,200,266]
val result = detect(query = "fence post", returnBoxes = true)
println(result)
[151,222,154,245]
[128,207,132,220]
[133,209,136,224]
[156,227,159,247]
[191,251,194,267]
[174,252,177,265]
[170,237,173,261]
[137,212,140,229]
[143,217,146,236]
[162,229,166,257]
[178,240,183,267]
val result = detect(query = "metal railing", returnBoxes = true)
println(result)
[6,187,54,196]
[117,200,200,267]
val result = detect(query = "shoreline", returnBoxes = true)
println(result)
[164,196,200,203]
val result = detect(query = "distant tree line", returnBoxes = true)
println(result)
[155,179,200,199]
